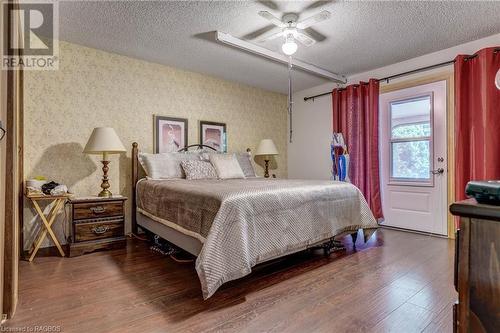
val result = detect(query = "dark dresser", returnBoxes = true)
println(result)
[68,196,127,257]
[450,199,500,333]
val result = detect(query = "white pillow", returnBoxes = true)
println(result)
[138,152,198,179]
[209,154,245,179]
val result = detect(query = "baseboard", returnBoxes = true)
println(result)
[380,225,449,239]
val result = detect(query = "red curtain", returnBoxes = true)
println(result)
[332,79,383,219]
[454,47,500,203]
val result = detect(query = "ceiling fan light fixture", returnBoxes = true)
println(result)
[282,35,297,56]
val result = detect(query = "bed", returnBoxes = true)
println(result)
[131,142,378,299]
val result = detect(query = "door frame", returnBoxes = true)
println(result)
[380,71,455,238]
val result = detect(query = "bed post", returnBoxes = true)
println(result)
[131,142,138,235]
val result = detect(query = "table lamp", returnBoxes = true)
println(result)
[84,127,126,197]
[255,139,278,178]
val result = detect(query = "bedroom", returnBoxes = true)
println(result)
[0,0,499,332]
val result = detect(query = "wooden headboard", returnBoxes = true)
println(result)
[131,142,139,234]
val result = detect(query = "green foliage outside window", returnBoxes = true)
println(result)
[391,123,431,179]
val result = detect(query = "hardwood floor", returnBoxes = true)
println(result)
[4,229,456,333]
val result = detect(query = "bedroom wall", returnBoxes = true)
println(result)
[23,41,288,249]
[288,32,500,180]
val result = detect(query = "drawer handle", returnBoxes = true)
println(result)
[91,226,109,234]
[90,206,106,214]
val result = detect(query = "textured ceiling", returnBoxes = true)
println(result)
[58,1,500,93]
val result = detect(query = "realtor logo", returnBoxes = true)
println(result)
[2,1,59,70]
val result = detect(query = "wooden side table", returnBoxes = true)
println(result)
[450,199,500,332]
[25,193,71,262]
[68,196,127,257]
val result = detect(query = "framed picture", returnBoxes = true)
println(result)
[199,121,227,152]
[154,115,188,153]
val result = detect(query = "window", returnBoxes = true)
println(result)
[389,94,432,182]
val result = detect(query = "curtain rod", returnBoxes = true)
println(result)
[303,60,454,101]
[303,47,500,102]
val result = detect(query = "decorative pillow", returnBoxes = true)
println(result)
[209,154,246,179]
[138,152,199,179]
[181,160,218,180]
[235,152,257,178]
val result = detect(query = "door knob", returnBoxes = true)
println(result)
[430,168,444,175]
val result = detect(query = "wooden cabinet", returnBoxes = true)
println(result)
[68,196,127,257]
[450,199,500,333]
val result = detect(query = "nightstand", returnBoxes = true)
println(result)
[68,196,127,257]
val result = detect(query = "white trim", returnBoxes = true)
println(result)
[137,208,206,244]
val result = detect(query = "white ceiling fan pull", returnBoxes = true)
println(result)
[296,10,331,29]
[258,11,286,27]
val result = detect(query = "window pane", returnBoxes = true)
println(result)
[391,140,430,180]
[391,96,431,139]
[392,123,431,138]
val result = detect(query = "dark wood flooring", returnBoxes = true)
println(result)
[4,229,456,333]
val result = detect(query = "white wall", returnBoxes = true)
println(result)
[288,33,500,179]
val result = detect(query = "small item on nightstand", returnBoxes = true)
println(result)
[41,181,60,195]
[465,180,500,205]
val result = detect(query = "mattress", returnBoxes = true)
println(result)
[137,178,378,299]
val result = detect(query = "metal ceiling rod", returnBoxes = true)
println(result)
[215,31,346,83]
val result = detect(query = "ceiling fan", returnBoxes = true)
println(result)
[251,10,332,55]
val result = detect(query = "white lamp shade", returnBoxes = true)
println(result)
[255,139,278,156]
[83,127,126,154]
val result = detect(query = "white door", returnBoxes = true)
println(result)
[379,80,447,235]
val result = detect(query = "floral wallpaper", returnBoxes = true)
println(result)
[23,41,287,248]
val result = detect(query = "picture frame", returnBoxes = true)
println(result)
[199,121,227,152]
[154,115,188,153]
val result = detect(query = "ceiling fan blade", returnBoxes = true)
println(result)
[302,0,333,12]
[243,25,280,41]
[258,30,284,43]
[295,32,316,47]
[257,0,281,11]
[303,27,327,42]
[296,10,331,29]
[258,11,285,28]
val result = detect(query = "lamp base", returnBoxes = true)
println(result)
[98,159,112,197]
[264,159,270,178]
[98,189,112,198]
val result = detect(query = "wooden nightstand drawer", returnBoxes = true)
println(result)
[68,196,127,257]
[73,201,123,220]
[74,218,124,242]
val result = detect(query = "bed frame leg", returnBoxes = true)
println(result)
[351,231,358,248]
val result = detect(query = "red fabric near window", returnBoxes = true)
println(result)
[332,79,383,219]
[454,47,500,204]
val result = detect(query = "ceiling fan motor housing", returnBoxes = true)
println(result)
[282,13,299,26]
